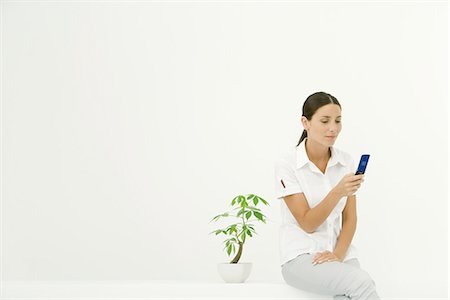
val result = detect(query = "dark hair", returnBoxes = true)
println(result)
[296,92,341,146]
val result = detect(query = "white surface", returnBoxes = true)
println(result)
[1,280,331,299]
[1,1,448,300]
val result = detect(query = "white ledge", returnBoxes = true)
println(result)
[1,280,332,299]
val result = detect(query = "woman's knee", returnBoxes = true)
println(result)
[347,270,377,297]
[281,264,310,290]
[281,265,293,285]
[356,270,376,287]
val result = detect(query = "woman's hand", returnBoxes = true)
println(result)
[333,173,365,198]
[312,251,343,265]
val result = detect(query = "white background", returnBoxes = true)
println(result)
[1,0,448,299]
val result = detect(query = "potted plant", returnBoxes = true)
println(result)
[209,194,269,283]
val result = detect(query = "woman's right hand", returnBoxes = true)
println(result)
[333,173,365,197]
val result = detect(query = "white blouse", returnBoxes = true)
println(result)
[274,138,358,267]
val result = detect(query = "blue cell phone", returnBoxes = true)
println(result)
[355,154,370,175]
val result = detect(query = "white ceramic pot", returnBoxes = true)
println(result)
[217,262,252,283]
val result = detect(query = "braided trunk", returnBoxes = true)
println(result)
[230,241,243,263]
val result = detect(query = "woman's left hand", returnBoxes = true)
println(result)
[312,251,343,265]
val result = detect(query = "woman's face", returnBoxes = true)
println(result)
[302,103,342,147]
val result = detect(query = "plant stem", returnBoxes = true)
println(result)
[229,209,247,264]
[230,241,243,263]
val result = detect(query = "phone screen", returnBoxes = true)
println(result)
[355,154,370,175]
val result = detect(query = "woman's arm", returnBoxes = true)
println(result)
[333,194,357,260]
[283,189,343,233]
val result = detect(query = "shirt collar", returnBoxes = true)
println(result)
[295,138,347,170]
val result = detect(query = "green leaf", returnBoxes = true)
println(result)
[255,195,270,206]
[246,206,261,211]
[209,212,231,223]
[238,196,247,207]
[225,224,237,230]
[237,208,246,217]
[227,245,232,256]
[246,229,252,237]
[253,197,258,206]
[209,215,221,222]
[245,211,252,220]
[254,211,263,221]
[247,194,255,200]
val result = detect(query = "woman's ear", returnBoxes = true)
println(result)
[301,116,309,131]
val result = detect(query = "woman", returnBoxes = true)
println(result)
[274,92,380,300]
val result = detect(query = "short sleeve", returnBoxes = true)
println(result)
[274,158,303,200]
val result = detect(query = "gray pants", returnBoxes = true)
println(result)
[281,253,380,300]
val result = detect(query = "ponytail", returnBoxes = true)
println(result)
[296,129,307,147]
